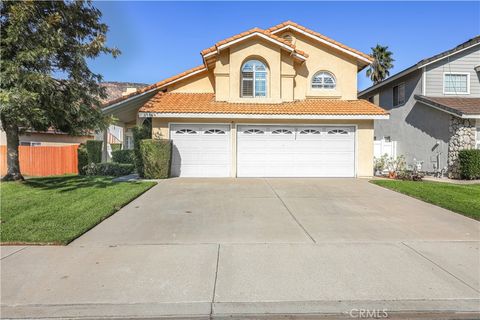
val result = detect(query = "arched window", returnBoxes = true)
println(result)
[241,60,267,98]
[312,71,336,89]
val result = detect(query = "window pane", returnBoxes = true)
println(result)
[399,84,405,104]
[312,72,335,89]
[242,79,253,97]
[393,85,399,105]
[241,60,268,98]
[255,79,266,97]
[445,74,468,93]
[242,71,253,79]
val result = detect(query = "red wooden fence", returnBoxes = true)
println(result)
[0,145,78,176]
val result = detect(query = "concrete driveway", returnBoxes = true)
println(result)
[72,178,478,245]
[2,178,479,319]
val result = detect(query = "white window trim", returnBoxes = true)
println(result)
[20,141,41,147]
[443,72,470,95]
[311,71,337,90]
[392,82,406,107]
[241,60,268,98]
[476,119,480,149]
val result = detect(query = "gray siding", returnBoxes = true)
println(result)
[425,44,480,97]
[370,70,451,172]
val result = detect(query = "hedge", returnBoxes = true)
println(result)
[77,145,89,175]
[110,143,122,151]
[83,162,135,177]
[132,125,151,177]
[112,149,135,164]
[459,149,480,180]
[139,139,172,179]
[86,140,103,164]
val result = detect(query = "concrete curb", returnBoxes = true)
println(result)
[2,299,479,319]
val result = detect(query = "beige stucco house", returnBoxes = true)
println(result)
[103,21,388,177]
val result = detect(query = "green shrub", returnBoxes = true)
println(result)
[83,162,134,177]
[139,139,172,179]
[86,140,103,164]
[77,145,88,175]
[110,143,122,151]
[132,125,151,177]
[112,149,135,164]
[459,149,480,180]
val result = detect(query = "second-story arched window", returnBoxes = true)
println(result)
[312,71,336,89]
[241,60,267,98]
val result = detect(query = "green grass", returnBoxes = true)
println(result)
[371,179,480,220]
[0,175,156,244]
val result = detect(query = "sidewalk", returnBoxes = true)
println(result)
[1,241,479,319]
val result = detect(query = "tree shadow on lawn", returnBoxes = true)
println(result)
[24,175,117,192]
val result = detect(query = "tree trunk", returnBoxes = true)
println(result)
[2,124,24,181]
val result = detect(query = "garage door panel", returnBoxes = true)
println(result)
[237,125,355,178]
[170,124,231,177]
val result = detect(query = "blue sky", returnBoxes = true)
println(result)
[90,1,479,90]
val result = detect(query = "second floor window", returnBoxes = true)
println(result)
[312,71,336,89]
[241,60,267,98]
[444,73,469,94]
[393,83,405,106]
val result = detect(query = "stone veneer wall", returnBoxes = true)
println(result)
[448,116,476,178]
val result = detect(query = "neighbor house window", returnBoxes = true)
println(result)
[241,60,267,98]
[20,141,41,146]
[444,73,469,94]
[125,136,134,150]
[476,124,480,149]
[312,71,336,89]
[393,83,405,106]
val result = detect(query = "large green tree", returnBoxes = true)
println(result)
[366,44,394,84]
[0,0,119,181]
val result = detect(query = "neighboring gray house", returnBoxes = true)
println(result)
[359,36,480,178]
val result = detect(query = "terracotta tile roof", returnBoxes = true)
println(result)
[139,93,388,116]
[201,27,308,59]
[267,21,373,63]
[103,65,206,108]
[415,95,480,116]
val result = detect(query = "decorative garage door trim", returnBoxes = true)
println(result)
[236,124,357,178]
[169,123,231,177]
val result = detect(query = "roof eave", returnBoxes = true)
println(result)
[414,95,480,119]
[138,112,389,120]
[359,41,480,97]
[269,24,373,65]
[201,31,308,62]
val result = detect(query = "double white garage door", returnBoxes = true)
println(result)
[170,124,355,178]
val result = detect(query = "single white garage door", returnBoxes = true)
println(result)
[237,125,355,177]
[170,124,231,177]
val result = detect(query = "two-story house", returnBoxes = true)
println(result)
[359,36,480,178]
[103,21,388,177]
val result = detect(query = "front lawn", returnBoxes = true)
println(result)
[0,175,156,244]
[371,179,480,220]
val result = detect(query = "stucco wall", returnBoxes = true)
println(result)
[169,32,360,102]
[282,31,359,100]
[168,71,215,93]
[228,38,283,103]
[152,117,374,177]
[369,70,451,172]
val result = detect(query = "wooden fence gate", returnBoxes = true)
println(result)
[0,145,78,176]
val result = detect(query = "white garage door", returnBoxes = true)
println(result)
[237,125,355,177]
[170,124,231,177]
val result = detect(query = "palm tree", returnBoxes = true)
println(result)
[366,45,394,84]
